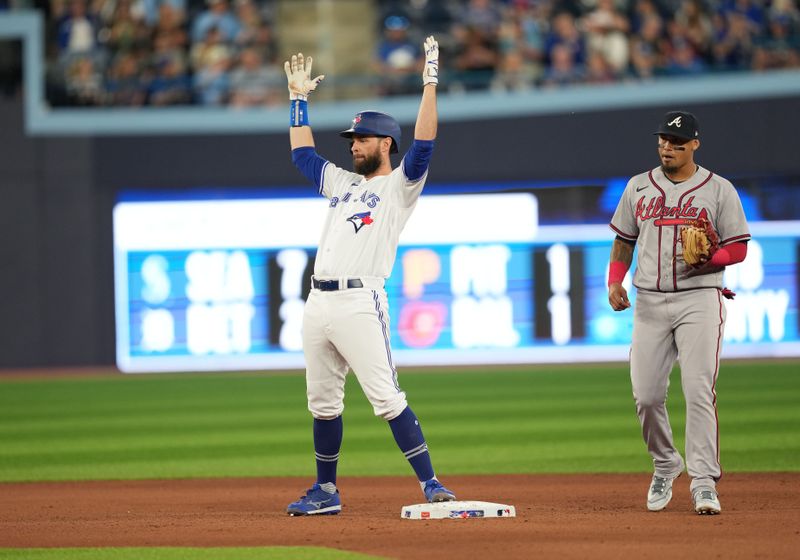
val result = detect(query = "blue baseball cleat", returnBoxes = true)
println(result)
[287,483,342,516]
[423,479,456,503]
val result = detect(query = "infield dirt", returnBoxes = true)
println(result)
[2,473,798,559]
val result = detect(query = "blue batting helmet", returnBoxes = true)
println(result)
[339,111,401,153]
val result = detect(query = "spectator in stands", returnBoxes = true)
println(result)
[541,42,585,86]
[517,0,552,59]
[57,0,100,54]
[629,12,667,78]
[582,0,630,75]
[664,35,707,74]
[193,41,230,104]
[674,0,713,62]
[229,46,282,107]
[713,8,757,69]
[36,0,800,105]
[153,3,189,52]
[455,0,503,40]
[152,3,189,56]
[234,0,276,60]
[491,8,536,92]
[491,1,545,90]
[191,0,240,43]
[64,55,105,105]
[452,24,500,91]
[544,11,585,67]
[105,51,148,105]
[492,49,534,91]
[727,0,766,31]
[585,49,616,83]
[374,14,421,96]
[140,0,187,26]
[151,29,187,73]
[752,12,800,70]
[630,0,662,35]
[148,55,192,105]
[191,24,231,70]
[105,0,151,54]
[769,0,800,24]
[418,0,456,49]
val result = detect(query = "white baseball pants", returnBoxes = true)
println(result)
[302,285,407,421]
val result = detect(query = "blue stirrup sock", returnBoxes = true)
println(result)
[389,406,435,482]
[314,416,342,486]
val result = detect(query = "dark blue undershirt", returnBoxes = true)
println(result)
[291,139,435,191]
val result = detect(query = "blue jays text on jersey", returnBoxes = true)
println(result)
[330,190,381,209]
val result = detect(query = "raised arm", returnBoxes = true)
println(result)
[415,36,439,141]
[401,37,440,183]
[285,53,331,190]
[285,53,324,150]
[289,121,315,150]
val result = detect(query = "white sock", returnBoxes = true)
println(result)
[319,482,336,494]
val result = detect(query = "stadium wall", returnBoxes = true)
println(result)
[0,94,797,368]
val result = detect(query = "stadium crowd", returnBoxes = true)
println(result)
[7,0,799,107]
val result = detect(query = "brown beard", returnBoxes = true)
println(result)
[354,151,382,176]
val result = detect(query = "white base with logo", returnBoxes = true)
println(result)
[400,501,516,520]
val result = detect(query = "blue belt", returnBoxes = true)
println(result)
[312,278,364,291]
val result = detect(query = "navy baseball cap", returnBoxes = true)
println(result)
[653,111,699,141]
[339,110,401,153]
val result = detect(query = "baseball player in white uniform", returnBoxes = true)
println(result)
[283,36,456,516]
[607,111,750,515]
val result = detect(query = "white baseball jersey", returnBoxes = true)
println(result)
[610,165,751,291]
[313,161,427,278]
[303,158,427,421]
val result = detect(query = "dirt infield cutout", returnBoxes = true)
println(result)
[2,473,798,559]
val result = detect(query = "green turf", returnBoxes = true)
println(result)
[0,362,798,482]
[0,548,384,560]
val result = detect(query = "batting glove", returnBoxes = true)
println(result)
[284,53,324,100]
[422,36,439,86]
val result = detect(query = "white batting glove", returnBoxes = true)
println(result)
[284,53,324,100]
[422,36,439,86]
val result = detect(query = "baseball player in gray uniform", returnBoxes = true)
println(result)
[283,36,456,516]
[607,111,750,515]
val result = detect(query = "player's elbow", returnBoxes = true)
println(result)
[403,139,435,181]
[291,146,316,168]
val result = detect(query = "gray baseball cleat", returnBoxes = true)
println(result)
[692,486,721,515]
[647,475,676,511]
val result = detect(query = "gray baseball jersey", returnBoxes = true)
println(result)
[609,164,750,493]
[610,165,751,290]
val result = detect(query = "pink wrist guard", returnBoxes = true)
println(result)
[608,261,629,287]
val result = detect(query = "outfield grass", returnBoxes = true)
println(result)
[0,548,384,560]
[0,362,798,482]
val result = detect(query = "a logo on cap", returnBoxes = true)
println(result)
[667,116,682,127]
[353,115,362,126]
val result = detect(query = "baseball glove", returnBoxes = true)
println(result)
[680,218,720,266]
